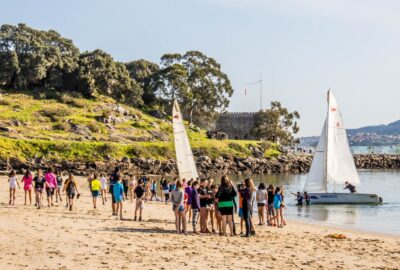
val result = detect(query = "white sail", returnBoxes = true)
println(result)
[172,100,199,180]
[304,119,327,192]
[326,91,360,186]
[304,90,360,193]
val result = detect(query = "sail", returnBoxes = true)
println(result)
[326,91,360,186]
[172,100,199,180]
[304,119,327,192]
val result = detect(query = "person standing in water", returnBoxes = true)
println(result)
[8,170,20,205]
[344,181,356,193]
[21,170,33,205]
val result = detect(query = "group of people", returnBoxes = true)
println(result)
[7,166,289,237]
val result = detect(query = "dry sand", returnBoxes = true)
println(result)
[0,176,399,270]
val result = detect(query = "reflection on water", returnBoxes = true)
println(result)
[223,170,400,235]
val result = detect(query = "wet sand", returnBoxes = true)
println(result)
[0,176,399,270]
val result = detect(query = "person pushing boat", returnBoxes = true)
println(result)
[344,181,356,193]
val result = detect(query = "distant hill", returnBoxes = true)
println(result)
[347,120,400,136]
[300,120,400,146]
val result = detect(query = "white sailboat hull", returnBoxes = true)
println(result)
[308,193,382,204]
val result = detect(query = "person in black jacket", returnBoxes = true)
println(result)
[215,175,237,236]
[239,178,256,237]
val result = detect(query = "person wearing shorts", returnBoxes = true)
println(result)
[171,180,187,234]
[55,171,63,203]
[33,169,45,209]
[99,172,108,205]
[91,174,101,209]
[113,177,124,220]
[8,170,19,205]
[134,179,145,221]
[215,176,237,236]
[109,167,121,216]
[21,170,33,205]
[44,168,57,207]
[63,173,79,211]
[256,183,268,225]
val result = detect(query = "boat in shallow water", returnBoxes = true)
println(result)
[304,90,382,204]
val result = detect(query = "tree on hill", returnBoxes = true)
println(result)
[156,51,233,124]
[77,50,143,105]
[125,59,161,106]
[251,101,300,145]
[0,23,79,89]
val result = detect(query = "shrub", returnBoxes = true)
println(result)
[40,107,70,122]
[53,122,71,131]
[69,98,86,108]
[0,99,11,106]
[87,122,100,133]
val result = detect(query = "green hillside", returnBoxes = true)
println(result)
[0,90,279,162]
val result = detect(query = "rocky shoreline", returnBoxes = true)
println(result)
[1,154,400,177]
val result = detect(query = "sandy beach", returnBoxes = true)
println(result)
[0,176,399,270]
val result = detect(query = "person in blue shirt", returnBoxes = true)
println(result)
[149,179,158,201]
[272,187,284,228]
[113,176,125,220]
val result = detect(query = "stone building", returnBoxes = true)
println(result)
[211,112,257,140]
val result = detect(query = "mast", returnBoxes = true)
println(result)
[324,90,330,193]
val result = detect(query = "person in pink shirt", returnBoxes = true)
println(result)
[45,168,57,207]
[21,170,33,205]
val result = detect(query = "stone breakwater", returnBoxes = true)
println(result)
[1,154,400,177]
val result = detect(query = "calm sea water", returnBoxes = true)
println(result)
[226,170,400,235]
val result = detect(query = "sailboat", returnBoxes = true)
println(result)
[303,90,382,204]
[172,100,199,180]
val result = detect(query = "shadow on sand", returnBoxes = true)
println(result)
[100,226,177,234]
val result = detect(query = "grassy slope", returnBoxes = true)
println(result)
[0,90,280,161]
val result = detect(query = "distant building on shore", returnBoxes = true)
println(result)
[208,112,257,140]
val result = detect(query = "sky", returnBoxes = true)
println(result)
[2,0,400,136]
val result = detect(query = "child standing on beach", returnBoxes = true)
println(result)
[134,179,145,221]
[129,175,136,203]
[100,172,108,205]
[149,179,158,201]
[190,180,200,233]
[91,174,101,209]
[63,173,80,211]
[113,176,125,220]
[8,170,20,205]
[161,178,170,204]
[272,187,284,228]
[239,178,256,237]
[267,184,275,226]
[184,180,193,221]
[21,170,33,205]
[33,169,45,209]
[215,176,236,236]
[44,168,57,207]
[256,183,268,225]
[55,171,63,203]
[171,180,187,234]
